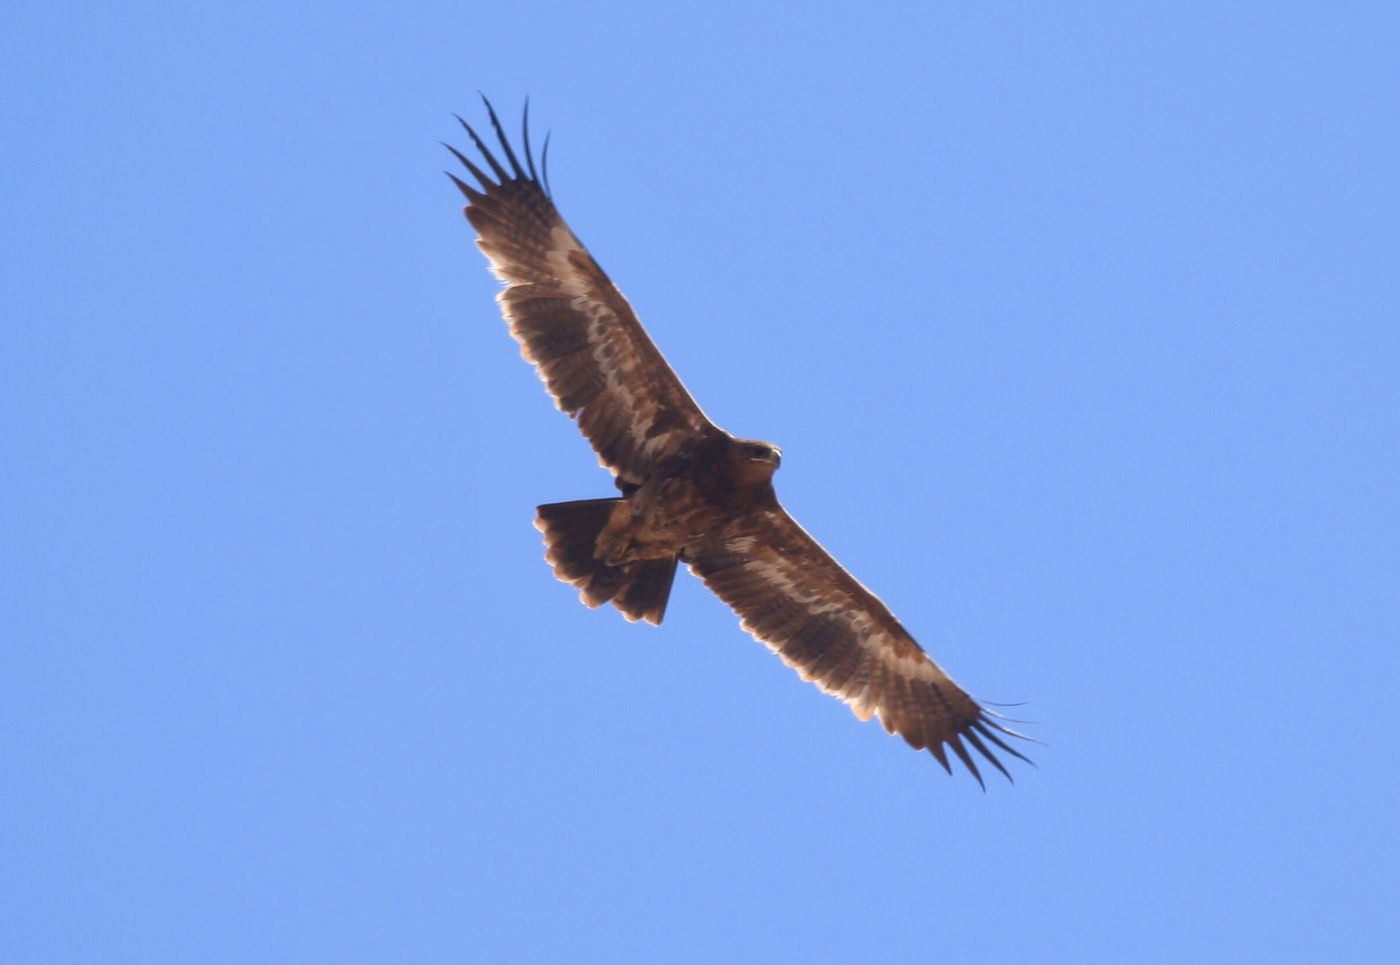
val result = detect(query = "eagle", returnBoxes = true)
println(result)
[447,99,1032,785]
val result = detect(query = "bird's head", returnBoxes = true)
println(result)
[730,438,782,484]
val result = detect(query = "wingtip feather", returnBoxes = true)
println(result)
[928,742,953,775]
[962,727,1014,784]
[522,97,541,184]
[946,735,986,791]
[973,719,1038,766]
[481,93,527,179]
[455,112,510,183]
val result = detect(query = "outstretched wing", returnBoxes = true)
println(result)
[687,507,1032,786]
[448,99,719,487]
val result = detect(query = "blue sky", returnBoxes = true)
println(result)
[4,2,1397,962]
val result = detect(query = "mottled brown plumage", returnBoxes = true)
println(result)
[448,98,1032,785]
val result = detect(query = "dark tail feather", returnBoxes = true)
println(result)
[534,499,678,626]
[615,555,678,625]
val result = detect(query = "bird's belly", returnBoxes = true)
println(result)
[596,479,713,565]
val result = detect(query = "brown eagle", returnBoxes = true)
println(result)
[447,99,1031,785]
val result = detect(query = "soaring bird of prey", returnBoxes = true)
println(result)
[446,99,1032,786]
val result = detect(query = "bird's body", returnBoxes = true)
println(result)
[596,437,780,563]
[448,100,1031,785]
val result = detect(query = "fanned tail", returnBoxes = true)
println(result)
[534,499,678,626]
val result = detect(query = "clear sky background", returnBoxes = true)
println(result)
[4,2,1397,962]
